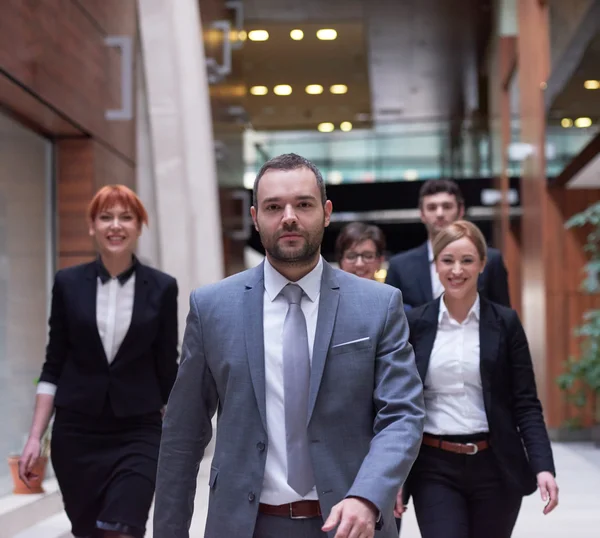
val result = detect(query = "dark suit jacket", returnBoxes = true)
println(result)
[39,260,179,417]
[406,297,555,496]
[385,242,511,309]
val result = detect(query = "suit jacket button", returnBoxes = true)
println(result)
[257,442,265,452]
[248,492,256,502]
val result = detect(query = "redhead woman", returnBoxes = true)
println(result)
[19,185,178,538]
[396,220,558,538]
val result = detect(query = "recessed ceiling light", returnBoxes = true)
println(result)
[290,29,304,40]
[584,80,600,90]
[273,84,293,96]
[317,29,337,40]
[330,84,348,95]
[403,169,419,181]
[318,122,335,133]
[249,86,268,96]
[305,84,324,95]
[561,118,573,128]
[574,117,592,128]
[340,121,353,132]
[248,30,269,41]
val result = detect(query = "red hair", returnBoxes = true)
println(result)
[87,185,148,226]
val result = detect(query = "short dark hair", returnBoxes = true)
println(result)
[335,222,386,263]
[418,179,465,209]
[252,153,327,209]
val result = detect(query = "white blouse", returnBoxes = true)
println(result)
[423,295,489,435]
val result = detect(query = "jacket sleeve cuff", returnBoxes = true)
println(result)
[36,381,57,396]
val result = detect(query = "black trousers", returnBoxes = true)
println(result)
[409,436,523,538]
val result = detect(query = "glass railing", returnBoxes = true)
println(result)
[243,122,598,186]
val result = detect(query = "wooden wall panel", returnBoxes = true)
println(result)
[0,0,136,160]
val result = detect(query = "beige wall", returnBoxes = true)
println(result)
[0,112,52,493]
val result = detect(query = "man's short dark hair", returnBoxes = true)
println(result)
[335,222,386,263]
[418,179,465,209]
[252,153,327,209]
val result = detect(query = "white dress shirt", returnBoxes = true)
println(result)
[423,294,489,435]
[260,257,323,504]
[427,240,445,300]
[37,267,136,397]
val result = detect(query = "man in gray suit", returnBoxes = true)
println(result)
[154,153,425,538]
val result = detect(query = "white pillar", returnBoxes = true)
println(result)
[138,0,224,339]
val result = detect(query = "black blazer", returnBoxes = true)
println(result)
[406,297,555,495]
[385,242,511,309]
[39,260,179,417]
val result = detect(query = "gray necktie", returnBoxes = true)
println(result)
[281,283,315,496]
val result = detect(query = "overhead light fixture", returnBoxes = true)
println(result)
[318,122,335,133]
[340,121,353,132]
[290,29,304,40]
[237,30,247,42]
[403,169,419,181]
[317,29,337,40]
[248,30,269,41]
[584,80,600,90]
[305,84,324,95]
[273,84,293,96]
[330,84,348,95]
[561,118,573,128]
[250,85,268,96]
[574,117,592,128]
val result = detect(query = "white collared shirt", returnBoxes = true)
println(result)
[36,274,135,396]
[260,257,323,504]
[427,240,445,300]
[423,294,489,435]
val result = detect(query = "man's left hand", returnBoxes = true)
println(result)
[322,497,377,538]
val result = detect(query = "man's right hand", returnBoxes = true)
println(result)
[18,437,42,488]
[393,487,407,518]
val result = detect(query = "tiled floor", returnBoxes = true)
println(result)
[6,442,600,537]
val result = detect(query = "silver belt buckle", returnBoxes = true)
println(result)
[289,503,310,520]
[464,442,479,455]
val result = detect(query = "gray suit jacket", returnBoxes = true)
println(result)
[154,261,425,538]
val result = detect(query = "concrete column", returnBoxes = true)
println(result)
[138,0,225,339]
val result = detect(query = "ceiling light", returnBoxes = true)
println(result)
[305,84,324,95]
[340,121,353,132]
[248,30,269,41]
[330,84,348,95]
[317,29,337,40]
[273,84,292,96]
[290,29,304,40]
[237,30,247,42]
[250,85,268,96]
[403,169,419,181]
[584,80,600,90]
[561,118,573,128]
[318,122,335,133]
[574,117,592,128]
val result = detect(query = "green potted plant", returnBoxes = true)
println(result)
[557,200,600,445]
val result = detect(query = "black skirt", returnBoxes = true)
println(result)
[51,402,162,538]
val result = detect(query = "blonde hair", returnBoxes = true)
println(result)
[432,220,487,261]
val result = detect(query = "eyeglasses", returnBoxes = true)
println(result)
[343,251,379,263]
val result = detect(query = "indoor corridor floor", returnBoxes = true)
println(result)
[8,441,600,537]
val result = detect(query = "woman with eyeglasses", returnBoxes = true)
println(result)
[335,222,386,281]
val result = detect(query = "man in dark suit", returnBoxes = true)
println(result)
[385,179,510,309]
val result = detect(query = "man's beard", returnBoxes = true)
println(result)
[262,224,323,265]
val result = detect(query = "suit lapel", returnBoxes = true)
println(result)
[416,243,434,304]
[307,262,340,423]
[479,298,500,415]
[111,265,150,365]
[244,263,268,432]
[413,299,440,381]
[83,263,108,364]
